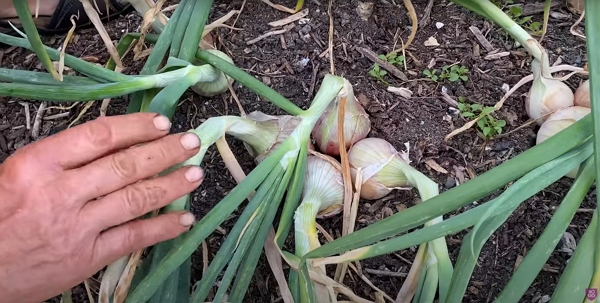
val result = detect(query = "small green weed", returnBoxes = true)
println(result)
[457,97,506,139]
[369,52,405,85]
[378,52,405,68]
[492,1,542,34]
[369,63,390,85]
[423,69,438,81]
[424,64,468,83]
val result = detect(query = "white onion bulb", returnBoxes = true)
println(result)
[312,78,371,156]
[574,79,590,108]
[536,106,591,178]
[348,137,411,200]
[191,49,234,97]
[526,56,574,125]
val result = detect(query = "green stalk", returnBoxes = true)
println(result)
[106,33,136,71]
[276,144,308,247]
[495,158,596,302]
[302,115,592,261]
[0,33,129,82]
[129,0,187,113]
[0,65,196,102]
[550,212,597,303]
[229,159,300,303]
[178,0,214,63]
[209,193,277,303]
[117,33,306,116]
[585,0,600,299]
[189,167,285,303]
[126,140,291,303]
[168,0,195,59]
[450,0,543,61]
[196,50,304,116]
[444,144,593,303]
[0,68,100,85]
[12,0,59,79]
[138,0,186,75]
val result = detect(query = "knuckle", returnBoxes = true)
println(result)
[109,150,138,180]
[121,224,141,250]
[85,116,116,148]
[121,185,148,217]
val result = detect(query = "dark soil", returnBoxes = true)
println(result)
[0,0,593,302]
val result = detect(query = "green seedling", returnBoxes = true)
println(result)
[369,63,390,85]
[457,97,505,139]
[423,69,438,81]
[506,5,543,35]
[440,65,469,82]
[378,52,406,68]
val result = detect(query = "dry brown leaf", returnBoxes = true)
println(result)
[79,0,123,68]
[58,15,78,81]
[424,159,448,174]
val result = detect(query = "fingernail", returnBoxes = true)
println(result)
[180,133,201,150]
[179,212,196,226]
[185,166,204,182]
[153,115,171,131]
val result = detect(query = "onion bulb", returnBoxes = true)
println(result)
[536,106,591,178]
[225,111,303,164]
[348,138,412,200]
[311,78,371,156]
[574,79,590,108]
[294,155,344,255]
[191,49,234,97]
[526,55,574,125]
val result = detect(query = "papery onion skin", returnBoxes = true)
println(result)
[191,49,233,97]
[536,106,591,178]
[312,78,371,156]
[348,137,411,200]
[303,156,344,219]
[526,57,574,125]
[574,79,590,108]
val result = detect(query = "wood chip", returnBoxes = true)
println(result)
[425,159,448,174]
[485,51,510,60]
[424,36,439,46]
[387,87,412,98]
[356,47,408,81]
[268,8,309,27]
[469,26,494,52]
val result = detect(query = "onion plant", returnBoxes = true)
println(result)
[296,1,600,303]
[4,0,600,302]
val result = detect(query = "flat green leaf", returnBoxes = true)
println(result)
[462,112,475,118]
[460,75,469,81]
[449,73,460,81]
[509,5,522,17]
[470,104,483,111]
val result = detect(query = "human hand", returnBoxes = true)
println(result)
[0,113,204,303]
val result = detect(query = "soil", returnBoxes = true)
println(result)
[0,0,593,302]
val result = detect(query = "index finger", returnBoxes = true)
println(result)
[28,113,172,169]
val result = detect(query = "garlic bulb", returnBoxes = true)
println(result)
[526,55,574,125]
[574,79,590,108]
[226,111,302,164]
[191,49,234,97]
[536,106,591,178]
[348,138,411,200]
[311,78,371,156]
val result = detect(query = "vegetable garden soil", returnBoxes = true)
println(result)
[0,0,593,302]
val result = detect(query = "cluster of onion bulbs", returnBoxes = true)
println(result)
[531,77,590,178]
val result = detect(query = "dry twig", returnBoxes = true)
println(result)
[356,47,408,81]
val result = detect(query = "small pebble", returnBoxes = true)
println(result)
[445,177,456,189]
